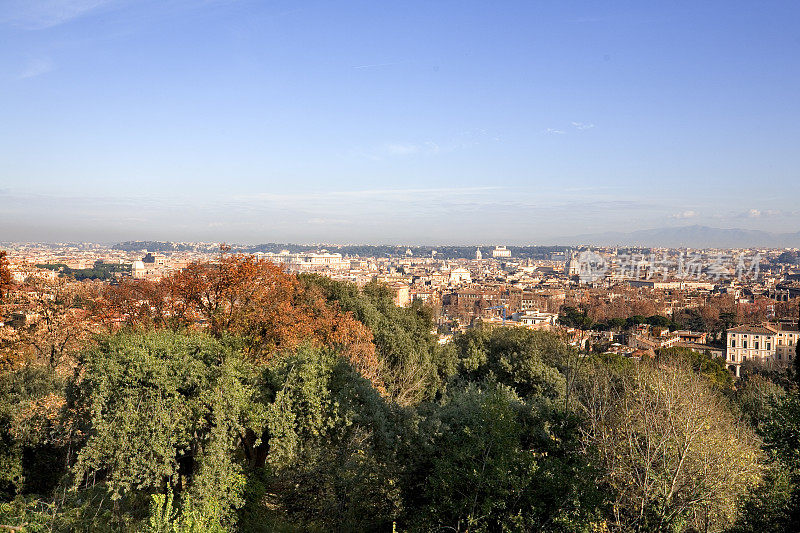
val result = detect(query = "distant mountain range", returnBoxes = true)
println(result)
[560,225,800,248]
[112,226,800,252]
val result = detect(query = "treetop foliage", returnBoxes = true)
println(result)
[0,253,797,532]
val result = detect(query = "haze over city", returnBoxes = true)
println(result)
[2,0,799,244]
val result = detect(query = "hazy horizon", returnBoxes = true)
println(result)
[3,224,800,250]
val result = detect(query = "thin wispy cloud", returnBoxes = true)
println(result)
[741,208,782,219]
[456,128,502,144]
[237,186,502,204]
[563,185,622,193]
[18,58,53,79]
[545,123,594,135]
[384,141,440,156]
[350,131,500,161]
[2,186,799,244]
[349,141,443,161]
[670,210,698,219]
[1,0,115,30]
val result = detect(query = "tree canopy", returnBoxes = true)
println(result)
[0,254,794,533]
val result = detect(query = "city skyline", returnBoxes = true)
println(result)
[2,0,800,242]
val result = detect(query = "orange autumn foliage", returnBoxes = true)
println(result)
[0,250,12,300]
[0,272,96,371]
[13,392,73,447]
[96,255,383,389]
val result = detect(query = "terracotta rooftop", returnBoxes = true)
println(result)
[768,322,800,333]
[727,324,779,335]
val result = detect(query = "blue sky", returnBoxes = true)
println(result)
[1,0,799,244]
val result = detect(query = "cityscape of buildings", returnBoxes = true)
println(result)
[3,240,799,378]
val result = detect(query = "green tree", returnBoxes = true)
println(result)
[578,357,761,532]
[301,275,455,405]
[657,346,733,391]
[558,306,594,330]
[248,345,403,532]
[727,466,794,533]
[452,325,573,402]
[733,375,787,432]
[732,388,800,532]
[406,382,603,532]
[0,365,66,501]
[69,331,256,530]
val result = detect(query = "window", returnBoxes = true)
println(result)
[731,339,736,347]
[767,343,771,350]
[743,340,748,349]
[755,341,759,350]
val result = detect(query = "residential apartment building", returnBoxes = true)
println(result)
[726,324,799,377]
[629,330,681,352]
[512,310,558,327]
[774,323,800,362]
